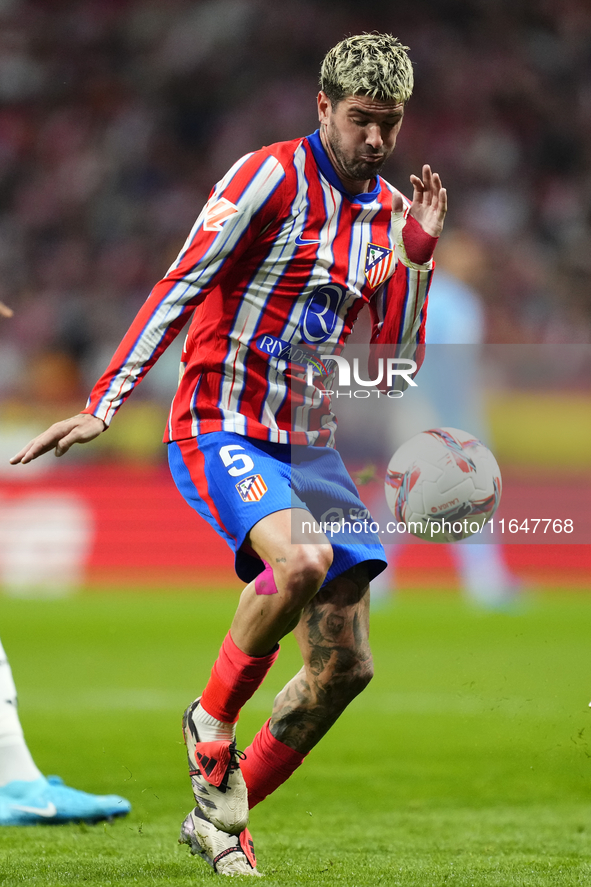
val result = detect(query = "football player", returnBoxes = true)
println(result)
[11,34,446,873]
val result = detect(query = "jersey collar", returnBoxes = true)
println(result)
[307,129,382,204]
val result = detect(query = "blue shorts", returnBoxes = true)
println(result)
[168,432,387,585]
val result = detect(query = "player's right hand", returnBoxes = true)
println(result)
[9,413,106,464]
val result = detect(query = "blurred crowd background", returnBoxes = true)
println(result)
[0,0,589,592]
[0,0,590,441]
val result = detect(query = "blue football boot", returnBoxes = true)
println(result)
[0,775,131,825]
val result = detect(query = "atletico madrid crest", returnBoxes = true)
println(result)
[365,242,395,289]
[236,474,268,503]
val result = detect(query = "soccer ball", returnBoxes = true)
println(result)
[384,427,502,542]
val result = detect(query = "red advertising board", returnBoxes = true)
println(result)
[0,465,589,590]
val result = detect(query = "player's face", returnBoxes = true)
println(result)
[318,92,404,186]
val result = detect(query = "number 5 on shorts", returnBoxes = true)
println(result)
[219,445,255,477]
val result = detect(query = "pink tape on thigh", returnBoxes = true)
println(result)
[254,560,278,595]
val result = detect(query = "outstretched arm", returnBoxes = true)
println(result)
[10,414,106,464]
[10,151,287,466]
[2,298,106,464]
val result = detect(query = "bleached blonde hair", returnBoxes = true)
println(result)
[320,33,414,106]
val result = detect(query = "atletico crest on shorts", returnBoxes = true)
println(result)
[236,474,268,502]
[365,242,395,289]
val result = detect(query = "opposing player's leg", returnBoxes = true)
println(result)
[240,562,372,807]
[0,640,41,789]
[0,638,131,825]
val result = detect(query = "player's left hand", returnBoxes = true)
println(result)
[407,165,447,237]
[0,300,14,318]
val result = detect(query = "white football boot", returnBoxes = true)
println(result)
[182,699,249,835]
[179,806,261,877]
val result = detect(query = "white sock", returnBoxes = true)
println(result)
[192,702,236,743]
[0,639,42,786]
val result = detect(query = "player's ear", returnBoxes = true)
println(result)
[317,91,331,125]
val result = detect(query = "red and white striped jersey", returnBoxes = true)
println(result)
[83,131,433,446]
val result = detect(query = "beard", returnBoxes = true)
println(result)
[327,121,390,181]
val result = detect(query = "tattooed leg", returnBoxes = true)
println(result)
[269,563,373,754]
[230,508,333,656]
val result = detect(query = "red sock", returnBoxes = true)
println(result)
[200,632,279,724]
[241,719,307,808]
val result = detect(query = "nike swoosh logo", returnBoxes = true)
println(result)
[295,234,321,245]
[10,802,57,817]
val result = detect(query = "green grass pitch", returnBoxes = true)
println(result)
[1,590,590,885]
